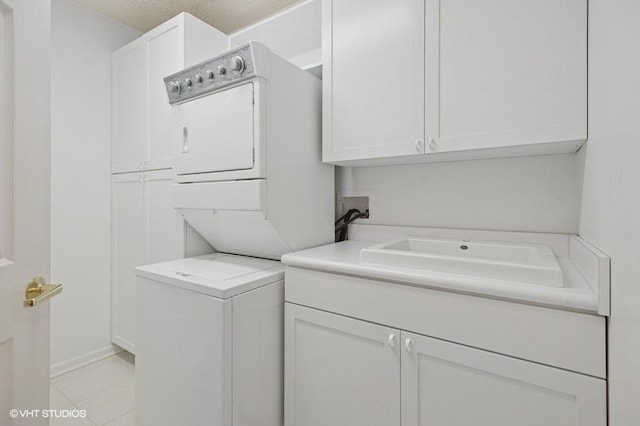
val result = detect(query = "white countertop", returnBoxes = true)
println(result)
[281,237,603,314]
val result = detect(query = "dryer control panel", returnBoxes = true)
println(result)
[165,44,256,105]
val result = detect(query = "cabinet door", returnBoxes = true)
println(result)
[322,0,425,164]
[427,0,587,154]
[145,169,184,263]
[285,304,400,426]
[111,173,145,353]
[147,24,184,171]
[401,331,606,426]
[112,40,147,173]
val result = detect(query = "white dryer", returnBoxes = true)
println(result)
[166,41,334,260]
[135,42,333,426]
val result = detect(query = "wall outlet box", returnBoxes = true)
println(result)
[338,195,370,221]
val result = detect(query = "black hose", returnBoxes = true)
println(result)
[335,209,369,242]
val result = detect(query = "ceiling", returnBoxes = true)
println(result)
[74,0,301,34]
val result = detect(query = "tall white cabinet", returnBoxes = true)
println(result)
[111,13,226,353]
[322,0,588,165]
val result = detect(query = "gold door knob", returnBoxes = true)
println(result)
[24,277,63,307]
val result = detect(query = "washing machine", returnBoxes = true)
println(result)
[136,253,284,426]
[135,42,333,426]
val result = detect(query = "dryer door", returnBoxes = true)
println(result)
[174,82,255,175]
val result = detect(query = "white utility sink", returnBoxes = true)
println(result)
[360,238,564,287]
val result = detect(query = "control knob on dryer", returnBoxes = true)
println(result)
[230,55,245,73]
[168,80,181,94]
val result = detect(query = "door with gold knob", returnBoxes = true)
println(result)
[0,1,55,425]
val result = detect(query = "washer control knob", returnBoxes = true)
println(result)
[184,78,193,88]
[195,74,203,84]
[168,80,181,94]
[230,55,245,73]
[217,65,226,75]
[206,70,215,80]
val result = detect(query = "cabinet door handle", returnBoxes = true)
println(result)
[405,338,412,353]
[388,334,396,348]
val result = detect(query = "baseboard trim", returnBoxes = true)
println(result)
[50,345,123,378]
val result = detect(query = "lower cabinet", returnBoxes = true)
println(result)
[285,303,607,426]
[402,331,606,426]
[111,169,185,354]
[285,303,400,426]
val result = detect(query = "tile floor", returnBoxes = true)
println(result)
[50,352,135,425]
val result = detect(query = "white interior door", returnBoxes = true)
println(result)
[0,1,53,425]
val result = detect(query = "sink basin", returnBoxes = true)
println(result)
[359,238,563,287]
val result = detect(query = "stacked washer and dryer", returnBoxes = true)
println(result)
[134,42,333,426]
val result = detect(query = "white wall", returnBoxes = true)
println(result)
[228,0,320,70]
[50,0,140,375]
[342,153,582,234]
[580,1,640,424]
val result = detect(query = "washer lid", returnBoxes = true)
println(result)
[135,253,283,299]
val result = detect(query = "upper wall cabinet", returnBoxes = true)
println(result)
[322,0,587,166]
[322,0,425,164]
[112,13,228,174]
